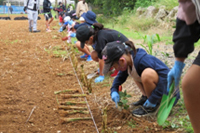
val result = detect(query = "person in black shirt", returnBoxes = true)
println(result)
[76,23,129,83]
[43,0,54,32]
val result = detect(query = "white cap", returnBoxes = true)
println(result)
[64,16,71,22]
[79,17,85,21]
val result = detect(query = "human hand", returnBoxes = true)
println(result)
[143,99,156,108]
[59,27,63,32]
[23,6,27,12]
[111,91,120,108]
[70,33,76,37]
[94,75,104,83]
[167,60,185,92]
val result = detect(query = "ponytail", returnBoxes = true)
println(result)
[92,23,110,43]
[124,40,137,56]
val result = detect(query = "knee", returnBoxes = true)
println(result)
[75,41,81,48]
[91,51,98,62]
[141,68,158,83]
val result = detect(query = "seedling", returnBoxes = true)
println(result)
[118,90,131,110]
[60,117,92,124]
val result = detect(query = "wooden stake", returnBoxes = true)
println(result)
[60,117,92,124]
[60,101,86,105]
[54,89,79,94]
[58,105,87,110]
[59,110,89,116]
[61,94,86,98]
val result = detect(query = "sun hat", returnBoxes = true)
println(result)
[101,41,127,75]
[82,11,97,25]
[64,16,71,22]
[76,25,93,48]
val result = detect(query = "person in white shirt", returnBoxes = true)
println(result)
[24,0,40,32]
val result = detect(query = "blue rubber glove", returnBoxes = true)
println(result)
[111,91,120,108]
[167,60,185,92]
[50,6,53,9]
[143,99,156,108]
[59,27,63,32]
[68,20,74,25]
[70,33,76,37]
[94,75,104,83]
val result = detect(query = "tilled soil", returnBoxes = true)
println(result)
[0,15,195,133]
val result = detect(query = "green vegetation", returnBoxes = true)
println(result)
[118,90,131,110]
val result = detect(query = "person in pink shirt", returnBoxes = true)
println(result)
[168,0,200,132]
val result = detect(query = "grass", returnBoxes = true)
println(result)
[154,0,179,10]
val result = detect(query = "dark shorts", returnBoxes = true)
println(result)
[193,51,200,66]
[173,18,200,57]
[44,12,52,21]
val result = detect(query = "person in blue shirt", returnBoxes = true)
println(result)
[101,41,180,117]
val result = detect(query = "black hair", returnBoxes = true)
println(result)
[124,41,137,56]
[111,41,137,64]
[90,23,110,43]
[83,0,86,4]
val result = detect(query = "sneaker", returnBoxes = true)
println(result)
[33,30,40,33]
[29,27,32,32]
[132,104,159,117]
[86,55,92,61]
[132,95,147,106]
[80,53,88,59]
[110,69,119,77]
[46,29,51,32]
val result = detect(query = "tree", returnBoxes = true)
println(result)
[0,0,4,5]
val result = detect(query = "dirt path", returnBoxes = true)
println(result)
[0,15,183,133]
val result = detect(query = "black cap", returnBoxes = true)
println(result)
[102,41,126,75]
[76,25,91,48]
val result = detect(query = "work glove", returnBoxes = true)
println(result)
[50,6,53,9]
[59,27,63,32]
[94,75,104,83]
[70,33,76,37]
[167,60,185,92]
[111,91,120,108]
[23,6,27,12]
[143,99,156,108]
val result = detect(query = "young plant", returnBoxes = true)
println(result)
[136,32,161,55]
[118,90,131,110]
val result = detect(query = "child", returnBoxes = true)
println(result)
[58,12,64,26]
[61,16,76,43]
[168,1,200,132]
[75,23,129,83]
[72,11,98,62]
[101,41,180,117]
[43,0,54,32]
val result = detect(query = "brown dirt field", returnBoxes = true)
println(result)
[0,15,183,133]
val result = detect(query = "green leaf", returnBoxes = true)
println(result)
[121,99,128,104]
[124,104,129,110]
[126,94,132,98]
[118,102,123,106]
